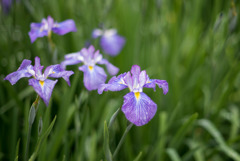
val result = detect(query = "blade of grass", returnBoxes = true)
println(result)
[166,148,182,161]
[28,115,57,161]
[198,119,240,161]
[169,113,198,149]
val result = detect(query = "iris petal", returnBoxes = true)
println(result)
[100,34,125,56]
[44,65,74,86]
[79,65,107,91]
[98,73,127,94]
[4,59,33,85]
[92,29,103,38]
[144,79,169,95]
[122,92,157,126]
[28,78,58,106]
[28,22,48,43]
[52,20,77,35]
[98,59,119,75]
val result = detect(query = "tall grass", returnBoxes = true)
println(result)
[0,0,240,161]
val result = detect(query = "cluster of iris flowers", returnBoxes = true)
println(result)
[4,16,168,126]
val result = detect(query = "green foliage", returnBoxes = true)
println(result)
[1,0,240,161]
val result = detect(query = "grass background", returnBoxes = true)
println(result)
[1,0,240,161]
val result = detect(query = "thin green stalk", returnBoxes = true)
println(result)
[113,123,134,159]
[47,32,57,64]
[24,95,40,161]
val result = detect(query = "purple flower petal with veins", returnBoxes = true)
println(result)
[122,92,157,126]
[29,16,77,43]
[4,59,33,85]
[29,78,58,106]
[4,56,74,106]
[61,45,119,91]
[79,65,107,91]
[98,65,168,126]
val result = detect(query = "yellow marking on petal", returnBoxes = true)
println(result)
[52,71,55,74]
[134,92,140,100]
[39,80,44,87]
[88,66,93,71]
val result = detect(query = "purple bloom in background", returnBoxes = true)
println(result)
[92,28,125,56]
[61,45,119,91]
[1,0,12,14]
[98,65,168,126]
[28,16,77,43]
[4,57,74,106]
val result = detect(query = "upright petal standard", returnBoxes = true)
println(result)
[28,16,77,43]
[98,65,168,126]
[61,45,119,91]
[4,57,74,106]
[92,28,125,56]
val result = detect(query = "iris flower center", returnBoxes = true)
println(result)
[39,80,44,87]
[88,66,93,71]
[134,92,140,100]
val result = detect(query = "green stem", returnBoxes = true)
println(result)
[113,123,134,158]
[24,95,40,161]
[47,32,57,64]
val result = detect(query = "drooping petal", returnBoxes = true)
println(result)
[92,28,103,39]
[4,59,33,85]
[144,79,169,95]
[28,78,58,106]
[98,73,127,94]
[52,19,77,35]
[100,34,125,56]
[98,59,119,75]
[122,92,157,126]
[28,22,48,43]
[79,65,107,91]
[44,64,74,86]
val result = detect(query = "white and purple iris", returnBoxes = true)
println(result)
[4,57,74,106]
[98,65,168,126]
[92,28,125,56]
[28,16,77,43]
[61,45,119,91]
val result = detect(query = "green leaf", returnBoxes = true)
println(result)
[133,151,142,161]
[108,108,120,129]
[14,139,20,161]
[169,113,198,148]
[104,121,112,161]
[198,119,240,161]
[166,148,182,161]
[28,116,57,161]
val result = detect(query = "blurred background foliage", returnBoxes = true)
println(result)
[1,0,240,161]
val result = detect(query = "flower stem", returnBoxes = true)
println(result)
[24,95,40,161]
[47,32,57,64]
[113,123,134,158]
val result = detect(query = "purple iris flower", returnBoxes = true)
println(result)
[4,57,74,106]
[29,16,77,43]
[61,45,119,91]
[92,28,125,56]
[98,65,168,126]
